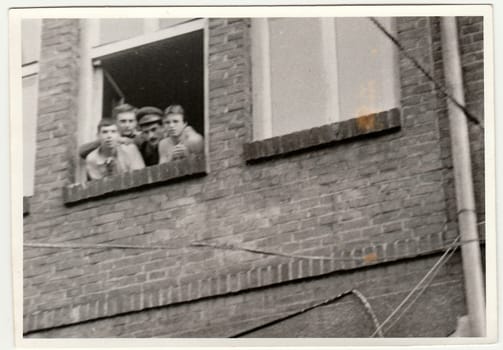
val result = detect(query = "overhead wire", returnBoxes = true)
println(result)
[23,242,181,251]
[23,237,484,264]
[368,17,484,130]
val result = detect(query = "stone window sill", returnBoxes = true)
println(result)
[63,156,207,205]
[243,108,401,162]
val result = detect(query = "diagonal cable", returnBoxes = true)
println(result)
[381,242,459,335]
[369,17,483,129]
[352,289,384,337]
[370,235,461,337]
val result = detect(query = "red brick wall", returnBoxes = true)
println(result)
[23,17,482,337]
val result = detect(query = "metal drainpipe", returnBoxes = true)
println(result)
[440,17,486,337]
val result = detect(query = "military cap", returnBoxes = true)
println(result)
[136,106,163,126]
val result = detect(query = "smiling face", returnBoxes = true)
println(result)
[164,113,187,138]
[116,111,137,137]
[141,121,164,147]
[98,124,120,149]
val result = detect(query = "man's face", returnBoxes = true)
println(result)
[98,124,119,149]
[164,113,187,138]
[116,111,137,137]
[141,121,164,146]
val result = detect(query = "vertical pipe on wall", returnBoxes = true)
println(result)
[440,17,486,337]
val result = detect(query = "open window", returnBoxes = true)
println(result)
[76,18,207,185]
[251,17,400,140]
[96,29,204,136]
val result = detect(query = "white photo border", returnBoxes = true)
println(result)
[6,3,498,350]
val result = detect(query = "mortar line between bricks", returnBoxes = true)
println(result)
[23,249,464,335]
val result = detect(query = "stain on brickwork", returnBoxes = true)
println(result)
[355,113,376,132]
[23,17,482,337]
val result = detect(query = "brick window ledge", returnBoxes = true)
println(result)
[243,108,401,162]
[63,156,207,205]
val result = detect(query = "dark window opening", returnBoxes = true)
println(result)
[98,29,205,137]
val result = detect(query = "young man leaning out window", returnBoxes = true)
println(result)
[85,118,145,180]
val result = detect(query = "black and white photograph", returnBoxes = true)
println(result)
[8,4,497,347]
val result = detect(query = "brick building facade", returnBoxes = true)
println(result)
[22,15,486,338]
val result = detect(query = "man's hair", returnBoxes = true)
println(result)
[164,104,186,123]
[112,103,137,120]
[97,118,118,132]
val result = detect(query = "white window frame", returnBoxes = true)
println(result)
[22,62,39,78]
[22,63,39,197]
[21,18,42,197]
[89,18,204,58]
[251,17,399,141]
[76,18,208,183]
[251,18,340,140]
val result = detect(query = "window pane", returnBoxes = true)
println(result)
[23,75,39,197]
[269,18,331,136]
[98,19,145,45]
[159,18,191,29]
[335,17,399,120]
[22,19,41,65]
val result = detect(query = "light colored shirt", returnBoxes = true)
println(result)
[86,143,145,180]
[159,126,204,164]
